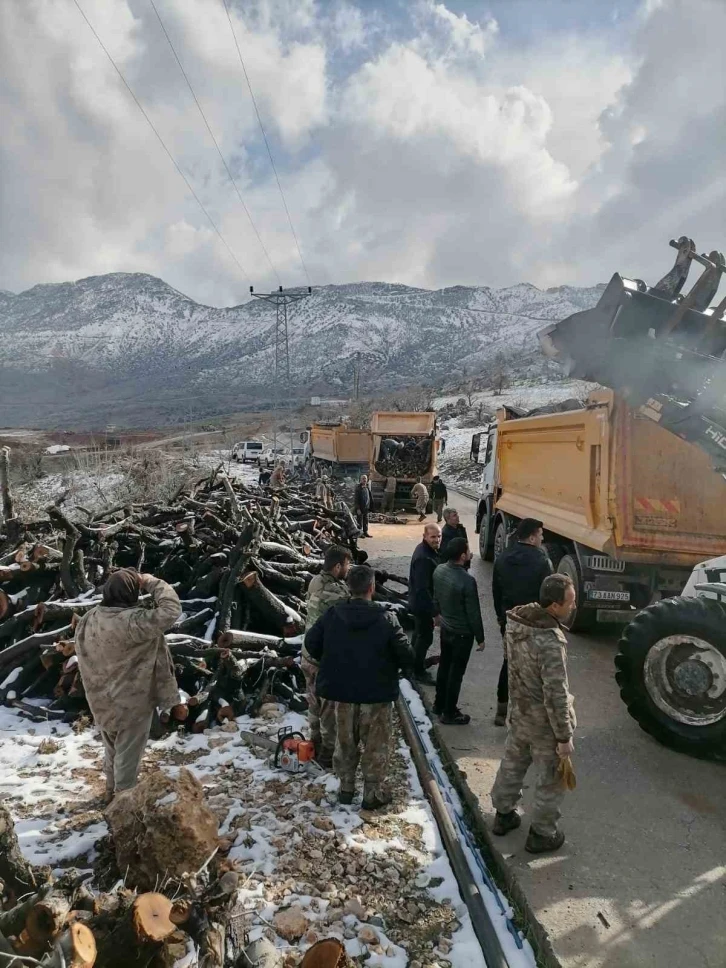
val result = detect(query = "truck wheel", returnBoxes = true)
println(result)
[557,554,595,632]
[479,504,494,561]
[493,517,509,560]
[615,597,726,760]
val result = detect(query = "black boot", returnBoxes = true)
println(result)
[361,788,392,812]
[525,828,565,853]
[492,810,521,836]
[440,709,471,725]
[339,789,355,806]
[494,702,508,727]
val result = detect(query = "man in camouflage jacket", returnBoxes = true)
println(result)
[74,570,182,800]
[490,573,577,853]
[302,546,352,767]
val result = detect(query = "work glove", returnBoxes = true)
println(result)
[557,755,577,791]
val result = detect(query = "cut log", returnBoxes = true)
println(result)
[239,572,303,635]
[0,625,74,669]
[216,629,282,651]
[131,893,175,943]
[0,801,42,901]
[41,922,97,967]
[300,939,347,968]
[26,891,73,943]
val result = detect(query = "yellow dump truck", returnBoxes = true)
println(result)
[473,388,726,630]
[369,411,444,509]
[304,423,372,477]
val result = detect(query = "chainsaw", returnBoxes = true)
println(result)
[239,727,323,775]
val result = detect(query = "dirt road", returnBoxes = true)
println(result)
[365,492,726,968]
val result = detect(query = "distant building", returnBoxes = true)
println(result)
[310,397,349,407]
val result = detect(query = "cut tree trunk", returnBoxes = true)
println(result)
[0,801,42,901]
[41,922,96,968]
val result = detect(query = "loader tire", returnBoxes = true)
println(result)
[615,596,726,760]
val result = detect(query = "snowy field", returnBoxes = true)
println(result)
[0,692,534,968]
[437,380,595,491]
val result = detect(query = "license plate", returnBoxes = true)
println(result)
[588,589,630,602]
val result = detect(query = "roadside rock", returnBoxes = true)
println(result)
[274,905,309,941]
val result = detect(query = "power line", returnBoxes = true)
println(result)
[147,0,281,285]
[71,0,251,284]
[221,0,312,287]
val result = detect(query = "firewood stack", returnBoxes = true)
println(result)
[0,460,410,729]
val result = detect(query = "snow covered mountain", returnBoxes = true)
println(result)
[0,272,604,429]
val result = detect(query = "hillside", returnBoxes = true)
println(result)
[0,273,604,429]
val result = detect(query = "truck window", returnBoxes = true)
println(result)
[247,442,263,450]
[484,432,494,466]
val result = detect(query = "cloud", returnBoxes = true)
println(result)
[0,0,723,306]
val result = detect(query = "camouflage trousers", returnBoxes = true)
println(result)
[490,720,565,837]
[300,655,336,760]
[334,701,392,799]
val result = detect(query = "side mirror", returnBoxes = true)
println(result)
[470,433,481,463]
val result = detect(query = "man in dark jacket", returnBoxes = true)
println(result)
[353,474,373,537]
[408,524,441,684]
[492,518,552,725]
[440,507,468,558]
[430,476,448,522]
[433,537,485,725]
[305,565,414,810]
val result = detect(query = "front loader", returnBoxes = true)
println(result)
[540,238,726,759]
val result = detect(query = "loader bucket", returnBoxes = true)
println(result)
[539,241,726,473]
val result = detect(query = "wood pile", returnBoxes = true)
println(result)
[0,459,409,730]
[373,436,433,479]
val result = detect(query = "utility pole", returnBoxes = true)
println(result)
[249,286,312,460]
[353,351,362,400]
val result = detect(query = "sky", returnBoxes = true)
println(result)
[0,0,724,307]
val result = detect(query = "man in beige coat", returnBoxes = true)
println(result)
[74,569,182,800]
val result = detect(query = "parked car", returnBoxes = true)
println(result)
[231,440,264,464]
[261,445,288,468]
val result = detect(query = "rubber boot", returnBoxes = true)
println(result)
[492,810,521,836]
[494,702,508,727]
[339,789,355,806]
[525,828,566,854]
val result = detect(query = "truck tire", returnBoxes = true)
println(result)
[493,517,509,560]
[615,597,726,760]
[557,554,595,632]
[479,503,494,561]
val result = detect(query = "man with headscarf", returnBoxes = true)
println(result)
[74,569,182,801]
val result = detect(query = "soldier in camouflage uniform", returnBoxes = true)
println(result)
[490,573,577,853]
[301,546,352,767]
[74,570,182,800]
[305,565,414,810]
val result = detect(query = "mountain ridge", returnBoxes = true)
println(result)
[0,272,604,429]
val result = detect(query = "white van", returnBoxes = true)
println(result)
[231,440,264,464]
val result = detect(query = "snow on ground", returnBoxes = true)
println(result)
[437,379,596,491]
[434,378,594,413]
[0,695,535,968]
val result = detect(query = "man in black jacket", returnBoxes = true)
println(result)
[353,474,373,538]
[491,518,553,725]
[305,565,414,810]
[430,475,448,522]
[408,523,441,684]
[433,537,485,725]
[440,507,468,558]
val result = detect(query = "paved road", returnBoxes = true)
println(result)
[365,493,726,968]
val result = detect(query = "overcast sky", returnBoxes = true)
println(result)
[1,0,723,306]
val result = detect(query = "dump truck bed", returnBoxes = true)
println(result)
[370,412,436,436]
[495,390,726,565]
[309,425,371,465]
